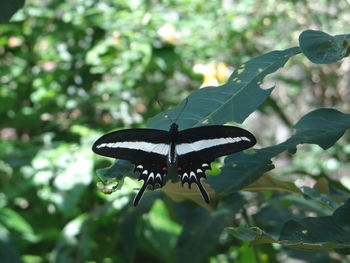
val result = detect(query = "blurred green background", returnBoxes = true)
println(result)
[1,0,350,262]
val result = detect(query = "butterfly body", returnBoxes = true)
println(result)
[92,123,256,206]
[167,123,179,165]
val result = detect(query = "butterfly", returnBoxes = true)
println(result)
[92,123,256,206]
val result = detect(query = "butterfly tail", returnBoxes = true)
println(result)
[133,181,149,206]
[196,180,210,203]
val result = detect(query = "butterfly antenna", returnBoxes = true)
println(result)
[157,100,175,123]
[174,98,189,124]
[157,98,188,124]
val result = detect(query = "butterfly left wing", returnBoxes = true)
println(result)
[92,128,170,206]
[132,154,168,206]
[176,125,256,202]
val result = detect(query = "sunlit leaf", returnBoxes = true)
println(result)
[141,200,182,262]
[0,208,37,242]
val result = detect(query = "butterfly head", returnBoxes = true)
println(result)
[170,122,179,133]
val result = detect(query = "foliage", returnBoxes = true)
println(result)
[227,199,350,251]
[1,1,350,263]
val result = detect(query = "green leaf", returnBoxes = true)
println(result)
[162,181,216,209]
[242,174,302,195]
[252,202,300,237]
[236,241,262,263]
[96,159,136,183]
[228,200,350,252]
[50,214,88,263]
[141,200,182,262]
[301,186,339,210]
[278,194,334,217]
[0,0,25,24]
[279,199,350,252]
[148,47,300,130]
[292,108,350,149]
[299,30,350,64]
[118,194,158,262]
[226,226,277,245]
[174,200,242,263]
[208,108,350,194]
[0,208,36,242]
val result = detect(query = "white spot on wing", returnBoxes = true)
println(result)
[142,170,148,175]
[190,171,198,183]
[136,165,143,169]
[149,172,154,180]
[196,169,203,173]
[146,172,154,184]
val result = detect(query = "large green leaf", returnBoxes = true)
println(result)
[227,199,350,253]
[148,47,300,130]
[0,0,25,24]
[299,30,350,64]
[207,108,350,194]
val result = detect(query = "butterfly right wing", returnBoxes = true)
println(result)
[92,128,170,205]
[176,125,256,203]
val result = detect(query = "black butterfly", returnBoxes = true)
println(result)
[92,123,256,206]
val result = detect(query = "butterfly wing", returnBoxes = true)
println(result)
[177,125,256,202]
[92,128,170,206]
[176,151,212,203]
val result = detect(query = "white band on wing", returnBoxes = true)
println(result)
[96,141,169,156]
[176,137,250,155]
